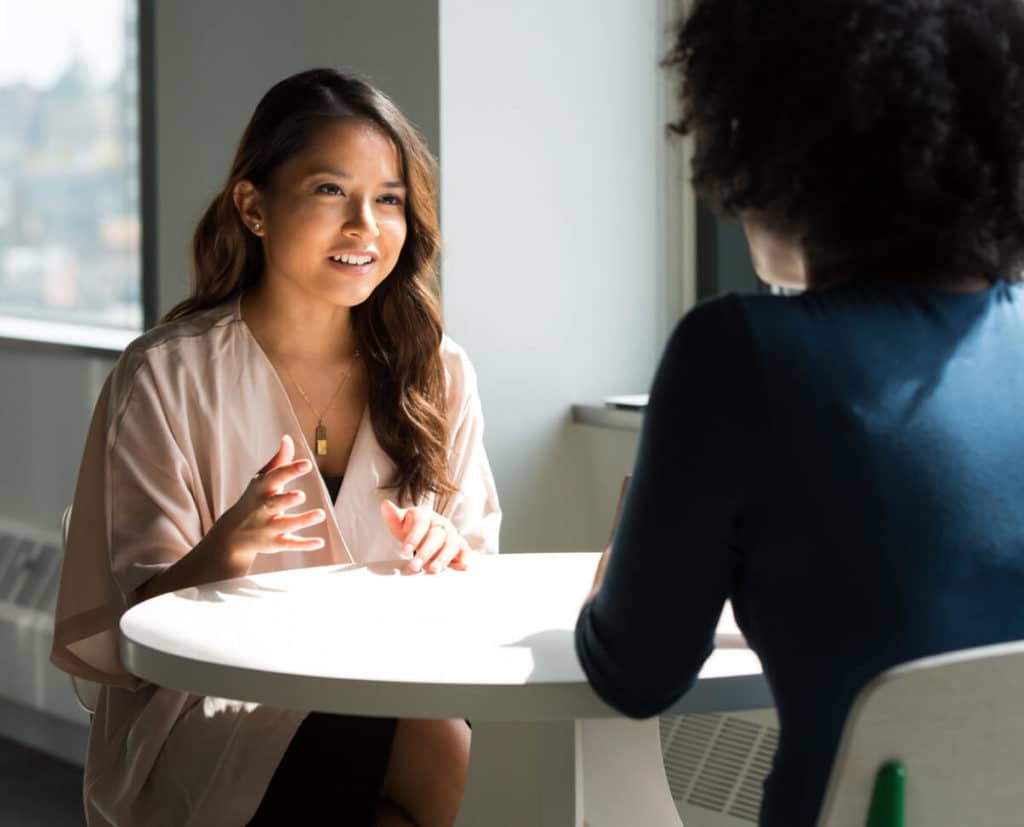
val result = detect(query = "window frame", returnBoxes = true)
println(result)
[0,0,157,356]
[656,0,697,348]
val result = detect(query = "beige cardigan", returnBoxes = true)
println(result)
[51,297,500,826]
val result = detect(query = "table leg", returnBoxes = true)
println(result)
[580,717,684,827]
[456,719,583,827]
[456,718,682,827]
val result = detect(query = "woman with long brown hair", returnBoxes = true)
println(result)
[51,69,500,826]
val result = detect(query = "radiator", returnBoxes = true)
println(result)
[0,516,90,761]
[662,708,779,826]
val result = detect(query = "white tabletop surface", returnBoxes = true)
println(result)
[121,552,768,720]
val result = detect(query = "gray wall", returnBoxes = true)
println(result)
[0,349,111,531]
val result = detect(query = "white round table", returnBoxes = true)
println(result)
[120,552,769,827]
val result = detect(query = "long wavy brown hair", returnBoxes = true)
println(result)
[162,69,455,504]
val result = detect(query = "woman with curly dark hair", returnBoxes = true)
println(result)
[51,69,499,826]
[577,1,1024,824]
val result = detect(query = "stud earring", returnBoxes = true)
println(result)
[253,222,262,232]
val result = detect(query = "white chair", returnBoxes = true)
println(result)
[816,639,1024,827]
[60,505,102,715]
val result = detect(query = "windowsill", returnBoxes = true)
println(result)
[0,315,138,358]
[571,403,644,432]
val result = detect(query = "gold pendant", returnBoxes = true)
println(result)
[315,422,327,456]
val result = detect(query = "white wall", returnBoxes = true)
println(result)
[154,0,440,312]
[439,0,671,552]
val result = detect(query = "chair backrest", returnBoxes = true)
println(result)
[816,639,1024,827]
[61,505,102,715]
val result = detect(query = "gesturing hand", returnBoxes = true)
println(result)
[380,500,473,574]
[216,435,326,566]
[136,435,327,602]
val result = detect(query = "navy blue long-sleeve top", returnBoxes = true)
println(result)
[576,282,1024,826]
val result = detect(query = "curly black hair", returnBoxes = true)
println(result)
[666,0,1024,284]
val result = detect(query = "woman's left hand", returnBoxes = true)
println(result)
[380,500,474,574]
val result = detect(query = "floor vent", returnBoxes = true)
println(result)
[660,712,779,824]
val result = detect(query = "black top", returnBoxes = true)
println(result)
[322,474,343,504]
[576,284,1024,826]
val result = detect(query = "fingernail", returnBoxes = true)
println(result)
[410,557,423,572]
[428,562,440,573]
[401,544,415,558]
[299,460,311,471]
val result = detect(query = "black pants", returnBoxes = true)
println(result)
[248,712,398,827]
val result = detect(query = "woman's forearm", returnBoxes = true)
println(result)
[136,525,251,603]
[584,542,612,606]
[585,475,630,605]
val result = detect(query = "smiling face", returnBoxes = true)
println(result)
[235,117,408,309]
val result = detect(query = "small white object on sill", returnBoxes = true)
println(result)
[602,394,648,410]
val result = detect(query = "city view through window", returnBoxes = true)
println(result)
[0,0,141,332]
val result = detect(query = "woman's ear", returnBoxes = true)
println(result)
[742,217,807,290]
[232,180,265,236]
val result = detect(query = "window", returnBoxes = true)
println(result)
[0,0,145,348]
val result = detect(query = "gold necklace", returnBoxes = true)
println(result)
[280,350,360,457]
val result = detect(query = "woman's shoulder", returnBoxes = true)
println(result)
[107,299,243,402]
[662,292,818,393]
[688,290,806,326]
[680,290,841,354]
[124,299,240,360]
[666,293,763,361]
[439,333,474,369]
[121,298,239,363]
[439,334,481,411]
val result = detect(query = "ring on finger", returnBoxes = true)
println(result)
[424,521,448,544]
[411,523,446,563]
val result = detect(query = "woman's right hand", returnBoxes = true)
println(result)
[137,436,325,602]
[212,435,326,567]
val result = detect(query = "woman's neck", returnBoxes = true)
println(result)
[922,274,994,293]
[240,281,358,364]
